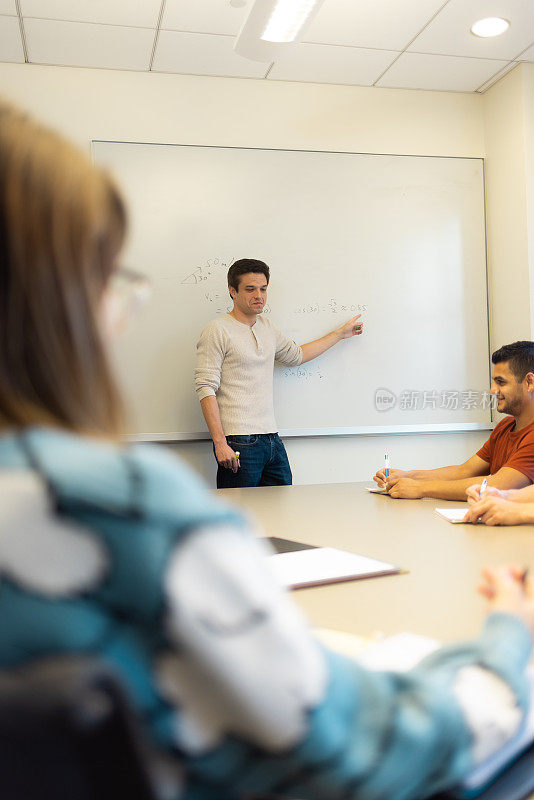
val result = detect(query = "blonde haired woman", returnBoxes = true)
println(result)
[0,101,533,800]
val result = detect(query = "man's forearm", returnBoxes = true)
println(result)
[409,465,487,481]
[200,395,226,445]
[300,330,341,364]
[418,477,487,501]
[510,485,534,503]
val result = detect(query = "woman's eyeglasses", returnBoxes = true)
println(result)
[103,268,152,336]
[108,268,152,318]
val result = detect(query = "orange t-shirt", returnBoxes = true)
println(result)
[477,416,534,482]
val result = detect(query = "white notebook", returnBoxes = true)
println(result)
[435,507,470,524]
[268,542,399,590]
[366,485,388,494]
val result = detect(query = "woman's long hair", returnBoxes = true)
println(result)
[0,102,126,436]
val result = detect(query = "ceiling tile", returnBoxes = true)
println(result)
[152,29,267,78]
[0,0,16,14]
[0,15,24,62]
[476,60,518,90]
[25,18,154,70]
[20,0,161,28]
[162,0,247,36]
[305,0,448,50]
[377,51,509,91]
[518,42,534,60]
[409,0,534,60]
[269,42,398,86]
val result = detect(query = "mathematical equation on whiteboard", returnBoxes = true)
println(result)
[281,366,325,382]
[294,300,368,315]
[180,257,230,285]
[203,293,272,316]
[180,259,367,318]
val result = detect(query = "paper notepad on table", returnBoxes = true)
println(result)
[266,537,399,590]
[435,507,470,524]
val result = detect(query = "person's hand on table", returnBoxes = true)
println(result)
[373,468,407,489]
[464,495,529,526]
[478,565,534,635]
[215,442,239,473]
[387,477,424,499]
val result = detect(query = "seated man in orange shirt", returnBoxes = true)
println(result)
[373,340,534,500]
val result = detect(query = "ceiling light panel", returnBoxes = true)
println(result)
[0,15,24,61]
[262,0,323,42]
[153,30,267,78]
[268,42,398,85]
[409,0,534,60]
[20,0,162,28]
[25,18,154,70]
[162,0,248,36]
[304,0,448,51]
[470,17,510,37]
[377,51,510,92]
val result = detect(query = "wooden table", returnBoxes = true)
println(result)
[220,481,534,799]
[221,481,534,643]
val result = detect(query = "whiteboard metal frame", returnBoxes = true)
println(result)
[92,139,493,444]
[126,422,492,443]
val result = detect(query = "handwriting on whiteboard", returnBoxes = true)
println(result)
[282,366,325,381]
[203,292,272,315]
[181,256,233,285]
[294,299,367,315]
[181,261,366,319]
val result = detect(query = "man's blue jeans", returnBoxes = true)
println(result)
[216,433,292,489]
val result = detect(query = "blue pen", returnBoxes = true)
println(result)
[480,477,488,496]
[385,453,390,479]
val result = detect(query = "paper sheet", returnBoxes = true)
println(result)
[269,546,399,589]
[435,507,470,524]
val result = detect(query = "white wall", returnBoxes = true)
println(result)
[484,65,531,350]
[521,64,534,338]
[0,63,492,486]
[483,62,534,356]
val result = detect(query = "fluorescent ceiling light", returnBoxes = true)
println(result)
[470,17,510,38]
[235,0,326,62]
[262,0,320,42]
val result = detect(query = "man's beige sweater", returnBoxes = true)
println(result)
[195,314,303,435]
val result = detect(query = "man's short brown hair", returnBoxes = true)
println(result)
[227,259,270,291]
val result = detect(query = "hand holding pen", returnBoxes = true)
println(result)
[464,480,527,525]
[373,455,407,490]
[466,479,502,504]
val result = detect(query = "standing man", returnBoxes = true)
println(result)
[195,258,363,488]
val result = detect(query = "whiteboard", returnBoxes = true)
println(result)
[93,141,492,440]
